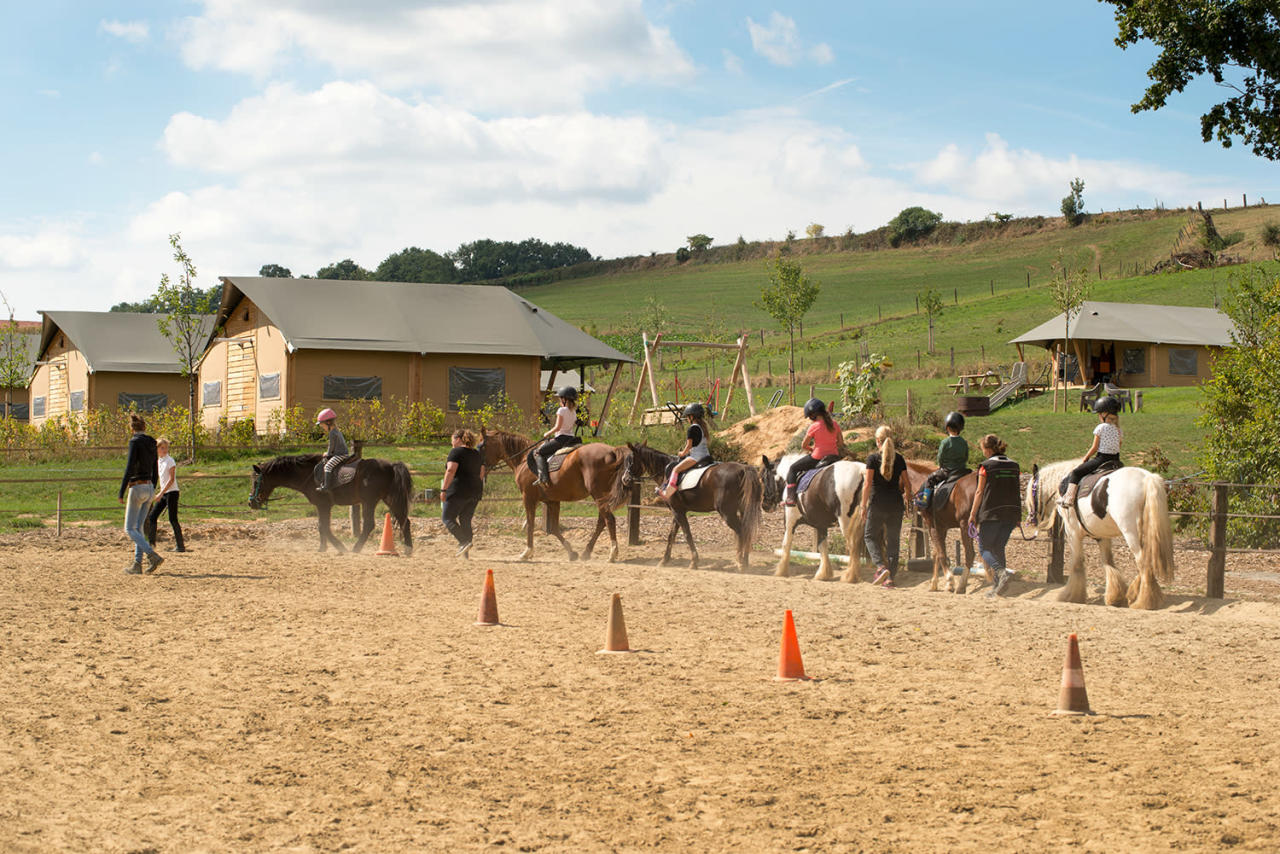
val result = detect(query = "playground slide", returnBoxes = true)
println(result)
[985,362,1028,413]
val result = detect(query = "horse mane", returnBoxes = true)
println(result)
[630,442,675,474]
[259,453,322,474]
[484,429,536,467]
[775,453,804,482]
[1029,458,1083,530]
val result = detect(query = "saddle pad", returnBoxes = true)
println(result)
[547,447,577,474]
[1058,461,1122,500]
[931,472,968,514]
[796,466,825,495]
[313,461,359,488]
[678,462,717,491]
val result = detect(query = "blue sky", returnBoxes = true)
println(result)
[1,1,1275,319]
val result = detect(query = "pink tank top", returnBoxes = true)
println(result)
[807,419,840,458]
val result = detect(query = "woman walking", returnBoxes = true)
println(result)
[860,424,912,588]
[967,433,1021,598]
[145,437,186,552]
[119,414,163,574]
[441,428,485,558]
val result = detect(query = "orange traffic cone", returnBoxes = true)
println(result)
[374,513,398,556]
[774,609,810,681]
[1052,633,1093,716]
[597,593,634,654]
[475,569,500,626]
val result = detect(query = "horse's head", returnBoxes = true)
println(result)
[621,441,654,487]
[759,455,782,511]
[248,462,275,510]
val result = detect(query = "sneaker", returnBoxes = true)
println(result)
[124,562,143,575]
[880,577,896,589]
[145,553,165,574]
[460,542,472,559]
[873,566,890,585]
[993,569,1013,595]
[174,546,187,553]
[456,541,472,557]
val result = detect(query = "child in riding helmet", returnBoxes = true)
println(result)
[535,386,579,486]
[659,402,713,500]
[1060,395,1123,507]
[917,411,969,508]
[316,408,349,492]
[784,398,845,506]
[967,434,1021,598]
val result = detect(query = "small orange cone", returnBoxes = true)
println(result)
[774,609,810,681]
[1052,633,1093,715]
[475,569,500,626]
[597,593,634,654]
[375,513,398,556]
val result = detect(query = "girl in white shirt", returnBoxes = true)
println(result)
[533,386,580,486]
[145,438,186,552]
[1060,396,1123,507]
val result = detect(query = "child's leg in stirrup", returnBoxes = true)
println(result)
[661,458,695,498]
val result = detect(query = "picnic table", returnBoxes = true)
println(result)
[948,372,1003,395]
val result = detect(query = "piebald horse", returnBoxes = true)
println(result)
[763,454,866,582]
[1025,459,1175,609]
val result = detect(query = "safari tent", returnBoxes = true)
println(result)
[28,311,214,427]
[198,277,632,433]
[1009,301,1235,388]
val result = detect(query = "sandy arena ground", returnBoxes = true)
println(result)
[2,509,1280,852]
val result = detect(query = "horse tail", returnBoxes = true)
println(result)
[738,466,763,549]
[1141,472,1175,584]
[606,447,633,511]
[389,461,414,522]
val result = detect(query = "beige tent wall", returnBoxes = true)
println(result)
[29,329,89,427]
[198,296,290,433]
[290,349,414,425]
[1147,343,1218,387]
[420,353,541,416]
[89,371,192,413]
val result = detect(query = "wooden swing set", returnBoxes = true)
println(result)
[627,332,756,426]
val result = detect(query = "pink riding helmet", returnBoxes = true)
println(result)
[316,407,337,424]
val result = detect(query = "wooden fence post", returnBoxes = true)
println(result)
[1207,482,1227,598]
[1047,512,1065,583]
[905,388,913,423]
[628,481,642,546]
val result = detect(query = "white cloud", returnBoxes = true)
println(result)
[100,19,150,42]
[723,49,743,75]
[747,12,832,67]
[175,0,694,111]
[88,152,103,165]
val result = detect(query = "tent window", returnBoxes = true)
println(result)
[323,375,382,400]
[1122,348,1146,375]
[32,396,46,417]
[69,390,85,412]
[448,367,505,410]
[259,372,281,400]
[118,392,168,412]
[203,380,222,407]
[1169,349,1197,376]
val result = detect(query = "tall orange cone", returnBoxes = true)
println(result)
[375,512,399,556]
[774,609,810,681]
[1052,633,1093,715]
[475,569,500,626]
[597,593,634,654]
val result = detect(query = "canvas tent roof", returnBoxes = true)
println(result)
[37,311,215,374]
[1009,301,1236,348]
[215,277,633,367]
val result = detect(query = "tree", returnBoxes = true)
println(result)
[989,212,1014,224]
[1061,178,1086,226]
[0,291,32,418]
[316,258,373,280]
[375,246,456,283]
[449,238,593,282]
[259,263,292,278]
[888,207,943,246]
[805,223,825,240]
[920,288,944,355]
[154,234,217,460]
[1049,255,1094,412]
[686,234,713,252]
[756,255,820,404]
[1102,0,1280,160]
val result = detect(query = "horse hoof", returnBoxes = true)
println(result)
[658,558,671,568]
[517,548,533,562]
[567,552,579,562]
[608,549,619,563]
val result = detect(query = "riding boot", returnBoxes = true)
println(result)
[317,468,333,493]
[784,484,797,507]
[535,455,551,487]
[1059,482,1079,507]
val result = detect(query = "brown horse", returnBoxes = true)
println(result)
[905,459,990,593]
[622,442,768,571]
[479,429,630,562]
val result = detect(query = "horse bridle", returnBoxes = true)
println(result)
[249,470,273,508]
[481,436,541,473]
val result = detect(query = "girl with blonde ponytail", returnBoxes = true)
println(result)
[860,424,912,587]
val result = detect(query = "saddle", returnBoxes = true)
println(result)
[675,460,717,491]
[313,459,360,489]
[916,469,969,514]
[1059,459,1123,517]
[796,457,838,496]
[526,437,583,475]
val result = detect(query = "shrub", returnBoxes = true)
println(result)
[1262,222,1280,247]
[888,207,943,247]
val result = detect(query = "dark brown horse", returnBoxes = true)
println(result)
[479,429,630,562]
[249,453,414,554]
[621,442,768,571]
[905,459,988,593]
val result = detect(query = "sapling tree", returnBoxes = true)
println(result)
[154,233,217,460]
[757,255,820,405]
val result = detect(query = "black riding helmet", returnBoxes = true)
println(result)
[1093,395,1121,415]
[683,402,706,419]
[802,398,826,418]
[944,411,965,432]
[557,386,579,401]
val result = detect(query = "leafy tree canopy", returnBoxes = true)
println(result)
[316,258,374,280]
[259,263,292,277]
[686,234,713,252]
[449,238,593,282]
[1102,0,1280,160]
[375,246,457,283]
[888,207,943,247]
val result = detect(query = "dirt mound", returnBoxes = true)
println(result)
[717,406,808,460]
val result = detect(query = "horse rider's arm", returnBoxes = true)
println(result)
[442,460,458,492]
[801,433,814,452]
[1083,434,1101,462]
[678,438,693,458]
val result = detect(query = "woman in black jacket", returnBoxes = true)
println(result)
[441,428,485,558]
[119,414,163,574]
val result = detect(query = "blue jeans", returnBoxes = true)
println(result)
[124,484,159,563]
[978,519,1017,572]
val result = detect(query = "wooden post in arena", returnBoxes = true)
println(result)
[1047,513,1065,583]
[628,480,642,546]
[593,360,625,437]
[1207,483,1227,598]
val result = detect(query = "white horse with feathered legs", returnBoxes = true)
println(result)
[764,454,867,582]
[1025,459,1175,609]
